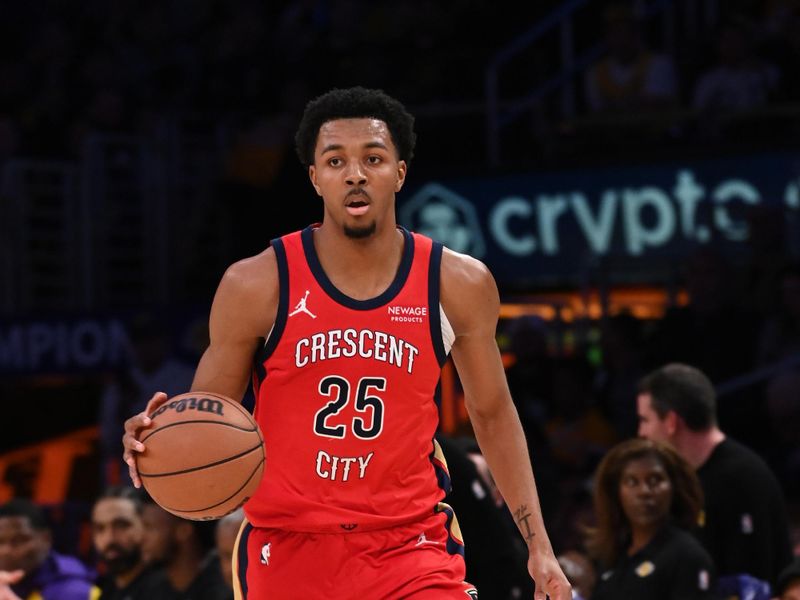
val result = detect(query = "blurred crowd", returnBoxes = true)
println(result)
[2,0,800,599]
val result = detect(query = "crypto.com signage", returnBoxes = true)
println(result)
[399,153,800,287]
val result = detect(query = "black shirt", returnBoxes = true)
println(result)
[696,438,793,584]
[148,553,231,600]
[592,525,715,600]
[98,565,162,600]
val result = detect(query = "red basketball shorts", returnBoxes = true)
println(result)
[232,504,478,599]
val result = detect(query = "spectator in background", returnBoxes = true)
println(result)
[99,312,195,486]
[584,2,678,114]
[0,499,99,600]
[637,363,793,591]
[214,509,244,597]
[692,17,780,114]
[91,485,159,599]
[140,496,228,600]
[586,438,715,599]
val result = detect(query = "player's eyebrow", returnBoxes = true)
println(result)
[320,141,389,155]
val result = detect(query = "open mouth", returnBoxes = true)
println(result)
[346,198,370,216]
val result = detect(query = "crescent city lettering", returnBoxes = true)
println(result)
[295,328,419,373]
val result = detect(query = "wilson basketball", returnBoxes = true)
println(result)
[137,392,264,520]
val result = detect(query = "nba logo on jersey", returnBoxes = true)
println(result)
[260,543,271,565]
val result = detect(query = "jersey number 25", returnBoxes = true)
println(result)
[313,376,385,440]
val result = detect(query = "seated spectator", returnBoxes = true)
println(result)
[692,17,780,114]
[0,499,99,600]
[140,495,228,600]
[586,438,715,599]
[91,485,160,599]
[584,2,678,114]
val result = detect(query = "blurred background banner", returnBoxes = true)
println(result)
[400,151,800,288]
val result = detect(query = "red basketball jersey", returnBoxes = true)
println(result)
[246,225,452,533]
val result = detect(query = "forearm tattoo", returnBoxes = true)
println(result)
[514,504,536,545]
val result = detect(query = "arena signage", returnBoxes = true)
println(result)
[0,317,129,374]
[399,153,800,287]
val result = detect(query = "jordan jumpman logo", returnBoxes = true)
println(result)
[289,290,316,318]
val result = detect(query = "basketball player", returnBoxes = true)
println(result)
[123,87,571,599]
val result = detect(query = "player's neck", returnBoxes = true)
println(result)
[313,222,405,300]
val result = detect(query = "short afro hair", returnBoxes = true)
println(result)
[294,87,416,168]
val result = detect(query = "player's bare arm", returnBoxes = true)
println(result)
[190,249,279,398]
[122,248,279,487]
[441,248,571,600]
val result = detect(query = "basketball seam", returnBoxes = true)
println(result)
[139,443,264,477]
[154,458,264,515]
[141,419,256,443]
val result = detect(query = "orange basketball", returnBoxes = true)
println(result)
[137,392,264,520]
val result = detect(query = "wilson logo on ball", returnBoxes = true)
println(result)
[150,396,224,418]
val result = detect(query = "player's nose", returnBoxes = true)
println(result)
[344,163,367,186]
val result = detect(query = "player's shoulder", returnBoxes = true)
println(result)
[219,246,279,300]
[440,246,494,289]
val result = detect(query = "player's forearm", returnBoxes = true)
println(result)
[467,397,555,555]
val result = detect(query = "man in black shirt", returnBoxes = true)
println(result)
[92,486,160,600]
[636,363,793,588]
[140,496,229,600]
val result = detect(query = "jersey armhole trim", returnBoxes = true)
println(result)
[428,241,448,367]
[258,237,289,364]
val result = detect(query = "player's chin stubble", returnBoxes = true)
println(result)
[344,221,377,239]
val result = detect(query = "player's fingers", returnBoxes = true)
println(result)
[144,391,168,415]
[127,456,142,489]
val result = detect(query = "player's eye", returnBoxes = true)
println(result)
[367,155,382,165]
[328,157,342,167]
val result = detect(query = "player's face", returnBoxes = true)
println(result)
[618,455,672,532]
[309,118,407,239]
[637,393,670,443]
[140,504,177,565]
[0,516,50,575]
[91,498,143,576]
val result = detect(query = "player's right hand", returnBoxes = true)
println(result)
[122,391,168,488]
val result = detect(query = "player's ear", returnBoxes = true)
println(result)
[309,166,322,196]
[395,160,407,192]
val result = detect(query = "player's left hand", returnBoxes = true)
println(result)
[528,551,572,600]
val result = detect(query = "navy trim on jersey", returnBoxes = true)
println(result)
[435,504,466,557]
[300,225,415,310]
[427,241,447,367]
[253,237,289,384]
[237,521,253,599]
